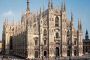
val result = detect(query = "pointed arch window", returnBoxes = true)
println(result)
[74,50,77,56]
[55,16,59,27]
[44,51,47,57]
[44,40,47,45]
[34,37,38,46]
[56,32,59,38]
[35,40,38,45]
[43,29,47,36]
[35,51,38,58]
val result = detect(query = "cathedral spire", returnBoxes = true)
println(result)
[26,0,30,16]
[63,0,66,11]
[51,0,53,9]
[61,2,63,11]
[48,0,53,9]
[4,18,8,25]
[71,12,74,26]
[40,7,42,17]
[78,19,82,31]
[61,0,66,12]
[40,7,41,14]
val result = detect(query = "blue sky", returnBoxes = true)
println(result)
[0,0,90,40]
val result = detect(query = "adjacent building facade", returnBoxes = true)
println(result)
[2,0,83,59]
[83,30,90,54]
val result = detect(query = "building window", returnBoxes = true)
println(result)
[74,50,77,56]
[67,50,70,56]
[86,47,88,52]
[67,40,69,45]
[44,51,47,57]
[56,32,59,38]
[35,40,38,45]
[35,51,38,58]
[34,37,38,45]
[43,29,47,36]
[44,40,46,45]
[55,16,59,27]
[56,47,59,57]
[9,36,13,50]
[67,29,70,37]
[74,40,76,45]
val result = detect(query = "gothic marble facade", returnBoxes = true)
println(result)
[2,0,83,60]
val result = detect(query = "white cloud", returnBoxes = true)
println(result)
[2,10,14,17]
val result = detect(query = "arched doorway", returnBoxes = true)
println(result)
[44,51,47,57]
[56,47,59,57]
